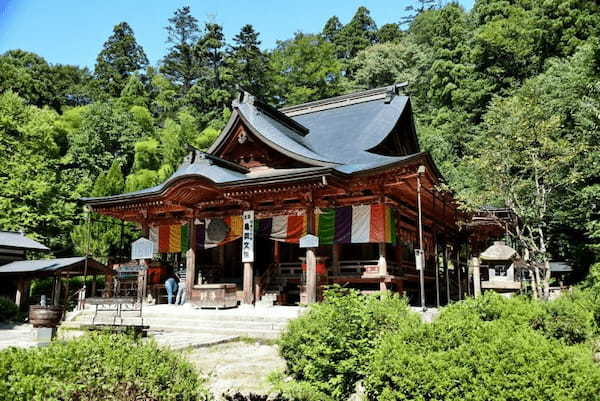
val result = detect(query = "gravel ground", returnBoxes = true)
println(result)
[185,340,286,400]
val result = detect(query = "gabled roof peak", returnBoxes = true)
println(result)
[280,83,409,117]
[184,148,249,174]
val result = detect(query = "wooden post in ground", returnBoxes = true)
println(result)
[186,221,196,301]
[332,244,340,276]
[472,256,482,297]
[15,278,29,310]
[305,207,317,304]
[53,275,61,306]
[456,244,462,300]
[443,244,450,303]
[91,275,97,297]
[434,230,440,307]
[305,248,317,304]
[378,242,388,292]
[243,262,254,304]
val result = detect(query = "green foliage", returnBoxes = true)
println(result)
[0,333,211,401]
[279,287,420,400]
[439,292,598,346]
[229,24,270,99]
[364,318,600,401]
[161,6,202,93]
[94,22,148,98]
[0,298,19,322]
[269,33,344,106]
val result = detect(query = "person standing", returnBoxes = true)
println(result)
[175,264,187,305]
[164,268,178,305]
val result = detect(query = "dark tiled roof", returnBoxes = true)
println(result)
[0,257,108,275]
[0,231,49,251]
[83,85,428,205]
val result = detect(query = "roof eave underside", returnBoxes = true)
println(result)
[81,152,437,207]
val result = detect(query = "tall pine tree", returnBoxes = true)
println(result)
[94,22,148,98]
[229,24,269,98]
[160,7,202,93]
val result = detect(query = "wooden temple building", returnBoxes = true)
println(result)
[82,84,470,307]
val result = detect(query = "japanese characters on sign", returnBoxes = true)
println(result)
[242,211,255,263]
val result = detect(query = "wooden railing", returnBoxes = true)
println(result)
[277,260,404,278]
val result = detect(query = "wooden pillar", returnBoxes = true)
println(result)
[53,276,61,305]
[332,244,340,276]
[434,231,440,308]
[63,276,70,308]
[15,278,28,310]
[91,275,97,297]
[186,221,196,301]
[472,257,482,297]
[105,274,114,297]
[243,262,254,304]
[443,244,450,304]
[305,248,317,304]
[305,207,317,304]
[273,240,281,264]
[456,245,462,300]
[378,242,387,292]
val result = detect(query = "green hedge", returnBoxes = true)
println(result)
[365,318,600,401]
[439,291,597,345]
[0,298,20,322]
[0,333,211,401]
[278,287,420,401]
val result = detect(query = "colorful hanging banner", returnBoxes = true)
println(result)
[315,205,397,245]
[256,215,308,243]
[156,223,189,254]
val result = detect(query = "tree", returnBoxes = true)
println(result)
[94,22,148,98]
[0,91,78,250]
[0,50,92,111]
[228,24,269,99]
[269,33,344,106]
[377,23,404,43]
[334,6,378,76]
[160,7,202,93]
[471,85,582,299]
[322,16,343,43]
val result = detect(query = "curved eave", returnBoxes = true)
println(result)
[209,109,339,168]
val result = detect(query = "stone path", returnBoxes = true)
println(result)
[149,331,239,350]
[185,340,285,400]
[0,324,37,350]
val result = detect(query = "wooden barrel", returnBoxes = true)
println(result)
[29,305,63,328]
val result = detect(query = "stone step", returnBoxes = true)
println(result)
[69,316,289,331]
[61,321,282,339]
[73,310,296,324]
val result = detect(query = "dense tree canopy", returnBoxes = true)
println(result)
[0,2,598,274]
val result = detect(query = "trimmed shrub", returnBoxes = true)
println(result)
[0,297,19,322]
[365,318,600,401]
[278,287,420,401]
[0,333,211,401]
[439,291,597,345]
[535,290,596,345]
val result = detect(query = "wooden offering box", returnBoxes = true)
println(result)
[191,283,238,309]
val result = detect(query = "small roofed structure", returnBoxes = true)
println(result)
[0,230,49,266]
[0,257,112,310]
[479,241,521,295]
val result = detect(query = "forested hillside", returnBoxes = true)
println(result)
[0,1,598,275]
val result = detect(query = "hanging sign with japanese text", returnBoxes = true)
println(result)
[242,211,255,263]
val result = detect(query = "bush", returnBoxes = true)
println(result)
[278,287,420,401]
[0,333,211,401]
[0,297,19,322]
[365,318,600,401]
[439,291,597,345]
[535,290,596,344]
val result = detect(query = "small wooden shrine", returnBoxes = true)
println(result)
[83,85,467,306]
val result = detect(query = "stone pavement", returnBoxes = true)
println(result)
[0,324,38,350]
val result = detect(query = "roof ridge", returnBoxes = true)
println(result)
[280,83,408,117]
